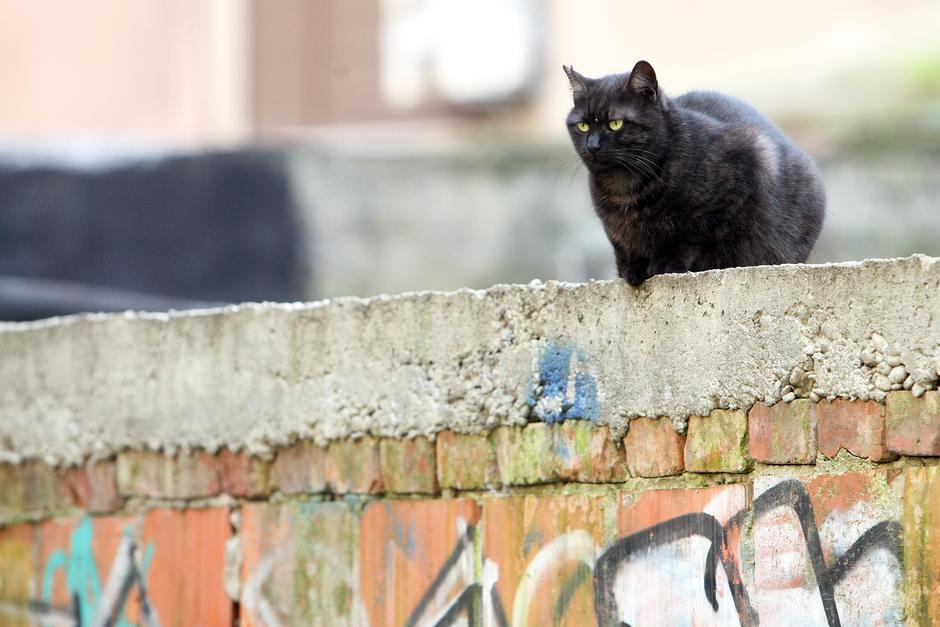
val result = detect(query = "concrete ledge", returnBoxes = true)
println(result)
[2,255,939,464]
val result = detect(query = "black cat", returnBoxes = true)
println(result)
[564,61,825,286]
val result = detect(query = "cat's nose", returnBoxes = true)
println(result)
[586,136,601,153]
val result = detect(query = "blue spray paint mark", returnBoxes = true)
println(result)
[568,372,598,420]
[528,342,599,422]
[41,516,154,626]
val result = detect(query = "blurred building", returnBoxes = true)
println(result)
[3,0,940,142]
[1,0,939,313]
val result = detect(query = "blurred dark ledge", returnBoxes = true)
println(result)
[0,275,219,322]
[0,148,308,321]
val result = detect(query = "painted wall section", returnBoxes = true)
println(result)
[1,394,938,625]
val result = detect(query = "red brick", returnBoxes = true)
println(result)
[217,449,272,498]
[814,399,895,461]
[116,450,221,499]
[326,436,383,494]
[483,493,613,625]
[493,423,557,486]
[63,460,124,513]
[240,501,362,625]
[142,508,233,625]
[379,437,438,494]
[553,421,628,482]
[684,409,751,473]
[360,499,481,626]
[748,400,817,464]
[886,391,940,456]
[271,440,328,495]
[623,417,685,477]
[617,483,748,535]
[435,431,500,490]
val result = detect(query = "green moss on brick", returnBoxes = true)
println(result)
[494,424,557,486]
[436,431,500,491]
[886,391,940,456]
[685,409,751,473]
[904,465,940,623]
[379,437,438,494]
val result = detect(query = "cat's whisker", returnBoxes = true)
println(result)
[626,155,665,188]
[620,153,667,187]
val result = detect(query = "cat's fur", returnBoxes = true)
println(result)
[564,61,825,286]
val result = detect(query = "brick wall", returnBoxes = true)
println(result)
[2,257,940,625]
[1,393,939,625]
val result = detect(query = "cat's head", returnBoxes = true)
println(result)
[563,61,669,173]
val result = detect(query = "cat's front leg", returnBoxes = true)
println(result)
[623,260,651,287]
[613,245,651,286]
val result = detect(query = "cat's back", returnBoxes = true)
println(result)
[674,90,788,145]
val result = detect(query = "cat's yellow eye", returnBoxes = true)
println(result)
[608,119,624,131]
[576,122,590,133]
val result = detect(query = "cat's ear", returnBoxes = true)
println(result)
[628,60,658,100]
[563,65,588,101]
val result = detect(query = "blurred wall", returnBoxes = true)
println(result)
[2,0,939,143]
[0,0,250,141]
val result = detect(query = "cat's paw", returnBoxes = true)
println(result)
[624,268,647,286]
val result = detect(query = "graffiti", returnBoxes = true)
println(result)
[598,479,901,626]
[29,517,159,627]
[403,522,605,626]
[594,511,750,626]
[242,542,290,627]
[528,343,598,422]
[402,479,902,627]
[404,523,508,627]
[404,526,483,627]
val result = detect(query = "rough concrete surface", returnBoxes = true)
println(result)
[1,256,939,465]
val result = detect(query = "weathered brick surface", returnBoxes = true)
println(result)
[63,460,124,514]
[684,409,750,473]
[493,423,557,485]
[379,436,438,494]
[435,431,500,490]
[360,499,481,627]
[0,524,33,606]
[611,484,748,625]
[553,421,627,483]
[326,436,383,494]
[814,399,894,461]
[748,400,817,464]
[217,449,273,498]
[116,450,221,499]
[20,461,74,513]
[0,463,24,517]
[240,501,362,626]
[141,508,233,625]
[623,416,685,477]
[753,472,903,625]
[886,390,940,456]
[483,493,614,625]
[271,440,328,495]
[28,508,231,625]
[904,465,940,624]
